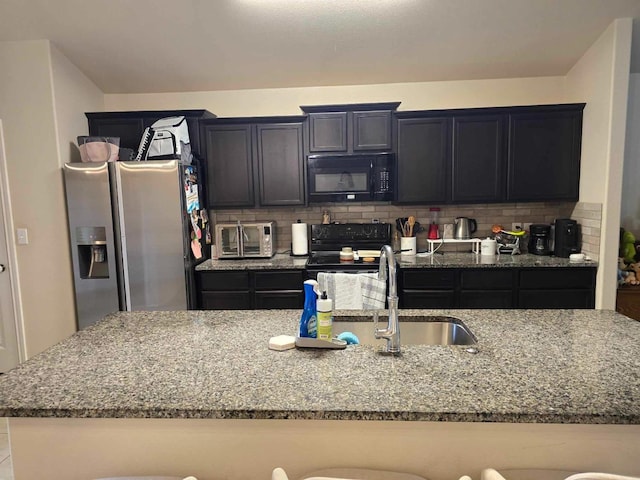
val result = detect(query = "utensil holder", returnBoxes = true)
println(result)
[401,237,417,256]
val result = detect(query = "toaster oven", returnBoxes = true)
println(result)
[215,221,276,259]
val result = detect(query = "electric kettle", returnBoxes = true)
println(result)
[454,217,477,239]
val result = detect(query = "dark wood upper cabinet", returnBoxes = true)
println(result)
[203,124,254,208]
[393,103,583,205]
[256,123,305,206]
[353,110,392,151]
[507,106,583,202]
[308,112,347,152]
[201,116,306,209]
[451,114,506,203]
[301,103,399,154]
[394,116,450,204]
[86,110,215,157]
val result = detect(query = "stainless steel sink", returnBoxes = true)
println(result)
[333,316,477,346]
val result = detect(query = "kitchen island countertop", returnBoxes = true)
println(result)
[196,253,597,271]
[0,308,636,424]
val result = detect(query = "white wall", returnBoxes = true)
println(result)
[0,40,103,358]
[104,76,566,116]
[50,44,103,164]
[565,18,632,309]
[622,73,640,234]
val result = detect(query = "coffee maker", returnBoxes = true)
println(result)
[528,224,551,255]
[553,218,580,258]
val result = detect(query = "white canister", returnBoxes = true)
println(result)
[400,237,417,256]
[480,237,497,256]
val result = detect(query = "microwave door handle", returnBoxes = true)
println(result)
[237,224,244,256]
[370,159,375,195]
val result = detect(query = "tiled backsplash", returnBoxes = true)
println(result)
[210,201,602,256]
[570,202,602,261]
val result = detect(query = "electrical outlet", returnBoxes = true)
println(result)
[511,222,523,232]
[523,222,532,232]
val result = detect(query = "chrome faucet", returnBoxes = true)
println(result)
[375,244,400,354]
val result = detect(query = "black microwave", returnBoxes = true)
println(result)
[307,153,394,202]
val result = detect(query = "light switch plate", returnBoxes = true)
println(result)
[16,228,28,245]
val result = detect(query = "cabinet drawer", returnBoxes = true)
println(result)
[200,292,252,309]
[401,290,455,308]
[459,291,513,308]
[402,270,455,289]
[519,268,595,289]
[254,270,304,291]
[460,269,514,290]
[518,289,594,309]
[255,291,304,309]
[198,271,250,291]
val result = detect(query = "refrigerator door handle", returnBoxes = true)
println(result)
[114,164,132,311]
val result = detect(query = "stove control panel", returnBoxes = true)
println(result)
[309,223,391,251]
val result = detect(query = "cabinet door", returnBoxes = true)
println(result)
[518,290,594,309]
[200,292,253,310]
[518,267,595,308]
[88,118,145,152]
[254,270,304,290]
[402,291,456,308]
[353,111,391,151]
[452,114,506,203]
[255,292,304,309]
[309,112,347,152]
[507,109,582,201]
[197,271,252,310]
[395,117,450,203]
[256,123,305,206]
[458,291,513,308]
[203,125,255,208]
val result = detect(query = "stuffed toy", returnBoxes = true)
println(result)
[629,262,640,280]
[618,257,640,286]
[620,229,637,264]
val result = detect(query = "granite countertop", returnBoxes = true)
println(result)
[196,253,597,271]
[196,253,308,271]
[0,308,637,423]
[396,252,598,268]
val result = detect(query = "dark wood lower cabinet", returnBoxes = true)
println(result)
[518,267,596,308]
[198,266,595,310]
[518,290,594,309]
[197,269,305,310]
[458,290,513,308]
[200,291,253,310]
[255,292,304,309]
[400,267,596,309]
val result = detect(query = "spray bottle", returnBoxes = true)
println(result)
[299,279,319,338]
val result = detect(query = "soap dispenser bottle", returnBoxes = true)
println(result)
[317,291,333,341]
[299,280,319,338]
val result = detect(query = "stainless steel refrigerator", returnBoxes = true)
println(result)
[63,160,207,329]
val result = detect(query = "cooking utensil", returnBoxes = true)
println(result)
[408,216,415,237]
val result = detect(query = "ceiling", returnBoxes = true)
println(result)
[1,0,640,94]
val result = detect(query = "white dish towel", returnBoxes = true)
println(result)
[317,272,386,310]
[359,273,386,309]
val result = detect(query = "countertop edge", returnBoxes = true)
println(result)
[1,408,636,424]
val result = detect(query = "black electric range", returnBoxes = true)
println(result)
[305,223,391,273]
